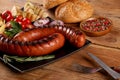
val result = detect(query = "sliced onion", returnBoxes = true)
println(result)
[33,18,50,27]
[49,20,64,26]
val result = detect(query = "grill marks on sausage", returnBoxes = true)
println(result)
[14,25,85,48]
[0,25,85,56]
[14,28,56,42]
[50,25,85,48]
[0,33,65,56]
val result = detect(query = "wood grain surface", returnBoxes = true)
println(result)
[87,0,120,49]
[0,0,120,80]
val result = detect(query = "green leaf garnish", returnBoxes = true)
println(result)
[3,54,55,63]
[4,21,22,37]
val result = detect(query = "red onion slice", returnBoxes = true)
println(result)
[49,20,64,26]
[33,18,50,27]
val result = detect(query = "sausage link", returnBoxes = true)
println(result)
[13,28,56,42]
[0,33,65,56]
[14,25,86,48]
[51,25,86,48]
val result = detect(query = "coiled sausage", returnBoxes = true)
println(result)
[14,25,86,48]
[0,33,65,56]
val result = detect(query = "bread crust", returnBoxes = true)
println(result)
[55,0,94,23]
[45,0,68,9]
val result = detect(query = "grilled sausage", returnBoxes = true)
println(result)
[0,25,85,56]
[14,25,86,48]
[13,28,56,42]
[0,33,65,56]
[50,25,86,48]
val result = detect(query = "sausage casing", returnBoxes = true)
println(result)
[0,33,65,56]
[14,25,86,48]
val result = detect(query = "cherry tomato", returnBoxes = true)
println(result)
[14,15,32,30]
[1,10,13,22]
[14,15,23,22]
[21,23,26,29]
[21,18,31,29]
[22,18,31,24]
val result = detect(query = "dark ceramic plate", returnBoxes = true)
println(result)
[0,40,91,73]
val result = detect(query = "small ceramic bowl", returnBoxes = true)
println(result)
[80,17,112,37]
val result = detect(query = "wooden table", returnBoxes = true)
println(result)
[0,0,120,80]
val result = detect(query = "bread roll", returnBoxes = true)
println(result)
[55,0,94,23]
[45,0,68,9]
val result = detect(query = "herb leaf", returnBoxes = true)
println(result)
[3,54,55,63]
[4,21,22,37]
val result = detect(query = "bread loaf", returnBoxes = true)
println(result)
[55,0,94,23]
[45,0,68,9]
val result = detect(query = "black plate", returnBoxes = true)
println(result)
[0,40,91,73]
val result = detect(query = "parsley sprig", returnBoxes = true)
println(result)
[5,21,22,37]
